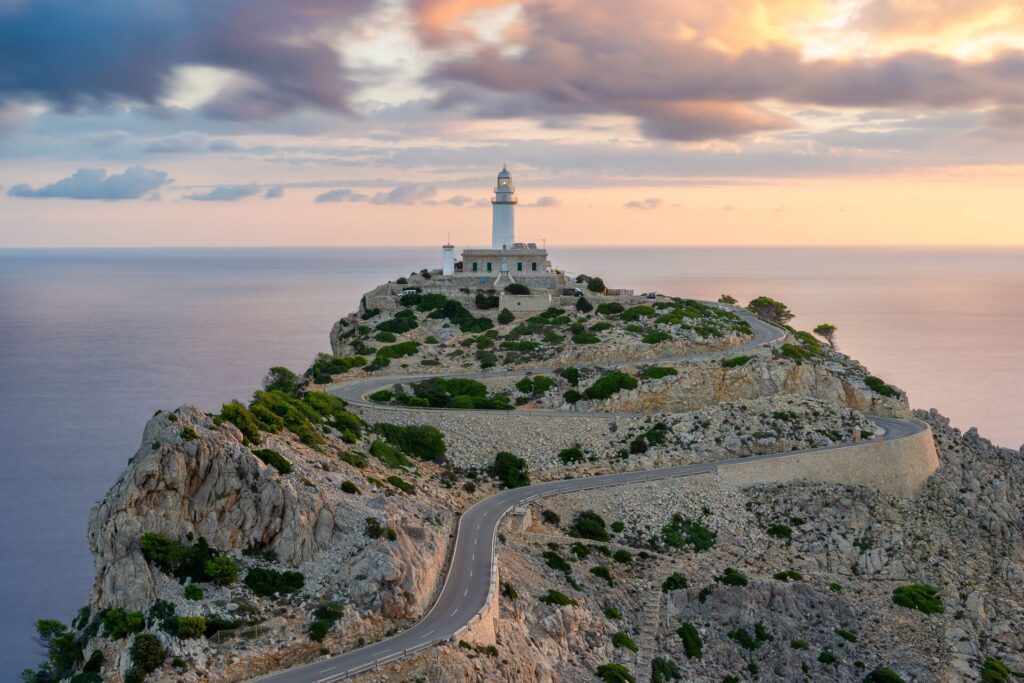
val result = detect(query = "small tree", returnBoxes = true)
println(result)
[204,556,239,585]
[263,366,300,396]
[718,294,737,304]
[490,451,530,488]
[575,296,593,313]
[813,323,838,349]
[747,296,794,325]
[587,276,606,293]
[497,308,515,324]
[129,633,166,674]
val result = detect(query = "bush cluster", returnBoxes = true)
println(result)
[253,448,292,475]
[490,451,530,488]
[374,423,446,462]
[677,623,702,659]
[583,371,638,400]
[661,513,716,552]
[539,589,578,606]
[892,584,944,614]
[244,567,304,597]
[569,510,609,541]
[139,533,239,586]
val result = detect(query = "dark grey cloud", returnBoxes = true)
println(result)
[423,1,1024,141]
[0,0,374,119]
[8,165,168,200]
[264,185,285,199]
[315,188,369,202]
[183,184,261,201]
[624,197,663,210]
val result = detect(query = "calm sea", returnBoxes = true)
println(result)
[1,246,1021,675]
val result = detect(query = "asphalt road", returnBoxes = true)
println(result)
[252,307,923,683]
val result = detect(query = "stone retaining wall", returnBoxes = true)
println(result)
[717,422,940,496]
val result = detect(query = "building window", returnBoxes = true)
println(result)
[532,262,538,271]
[472,262,478,272]
[517,262,523,271]
[486,262,492,272]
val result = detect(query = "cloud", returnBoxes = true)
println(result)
[0,0,375,118]
[8,165,168,200]
[445,194,475,206]
[183,184,261,201]
[421,0,1024,141]
[624,197,663,210]
[370,182,438,205]
[524,195,561,207]
[315,188,369,202]
[264,185,285,199]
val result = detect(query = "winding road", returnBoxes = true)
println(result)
[253,307,926,683]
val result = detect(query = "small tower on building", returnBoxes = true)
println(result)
[491,165,517,249]
[441,243,456,276]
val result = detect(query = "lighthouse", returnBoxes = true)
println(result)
[491,165,517,249]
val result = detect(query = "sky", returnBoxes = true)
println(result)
[1,0,1023,247]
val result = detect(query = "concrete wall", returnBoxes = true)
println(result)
[717,422,939,496]
[499,292,552,312]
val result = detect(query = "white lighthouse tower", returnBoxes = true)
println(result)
[491,165,517,249]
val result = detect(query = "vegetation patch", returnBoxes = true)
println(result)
[570,510,610,541]
[677,623,702,659]
[642,331,672,344]
[590,565,613,586]
[387,474,415,494]
[715,567,749,587]
[661,572,688,592]
[661,513,716,552]
[584,371,638,400]
[596,663,636,683]
[612,631,638,652]
[866,375,901,398]
[721,355,751,368]
[369,439,413,469]
[892,584,944,614]
[490,451,530,488]
[640,366,678,380]
[540,589,578,606]
[253,448,292,475]
[374,423,446,462]
[244,567,304,597]
[651,657,682,683]
[558,445,585,464]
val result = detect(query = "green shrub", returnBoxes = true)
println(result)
[773,569,803,582]
[370,439,413,468]
[490,451,530,488]
[572,330,600,344]
[590,565,613,586]
[677,623,702,658]
[387,475,415,493]
[583,371,638,400]
[590,321,612,332]
[621,305,656,321]
[505,283,530,295]
[570,542,591,559]
[661,572,688,592]
[642,331,672,344]
[980,658,1023,683]
[475,291,500,310]
[836,628,858,643]
[309,620,331,641]
[340,480,360,494]
[376,315,418,334]
[544,550,572,575]
[716,567,748,587]
[818,650,837,665]
[766,523,792,541]
[101,608,145,639]
[587,277,606,293]
[337,449,367,468]
[661,514,716,552]
[780,343,811,362]
[263,366,301,395]
[612,631,638,652]
[721,355,750,368]
[563,389,582,403]
[864,668,907,683]
[791,639,809,649]
[629,435,648,453]
[497,308,515,324]
[728,627,759,650]
[129,633,165,674]
[541,509,561,525]
[219,401,262,444]
[368,390,394,404]
[304,353,366,381]
[612,549,633,564]
[828,582,843,592]
[650,657,681,683]
[374,423,446,462]
[596,302,624,315]
[184,583,203,600]
[253,448,292,475]
[540,589,578,606]
[244,568,304,597]
[558,446,585,464]
[718,294,737,304]
[575,296,593,313]
[570,510,610,541]
[747,296,794,324]
[596,663,635,683]
[865,375,901,398]
[892,584,944,614]
[204,556,239,585]
[559,367,580,386]
[641,366,678,379]
[755,622,774,643]
[176,616,207,639]
[604,606,621,619]
[374,331,397,343]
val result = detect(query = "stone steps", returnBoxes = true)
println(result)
[634,561,670,683]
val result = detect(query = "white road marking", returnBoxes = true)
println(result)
[451,609,458,616]
[319,667,336,672]
[464,588,469,596]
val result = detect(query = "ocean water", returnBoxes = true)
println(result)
[0,246,1021,675]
